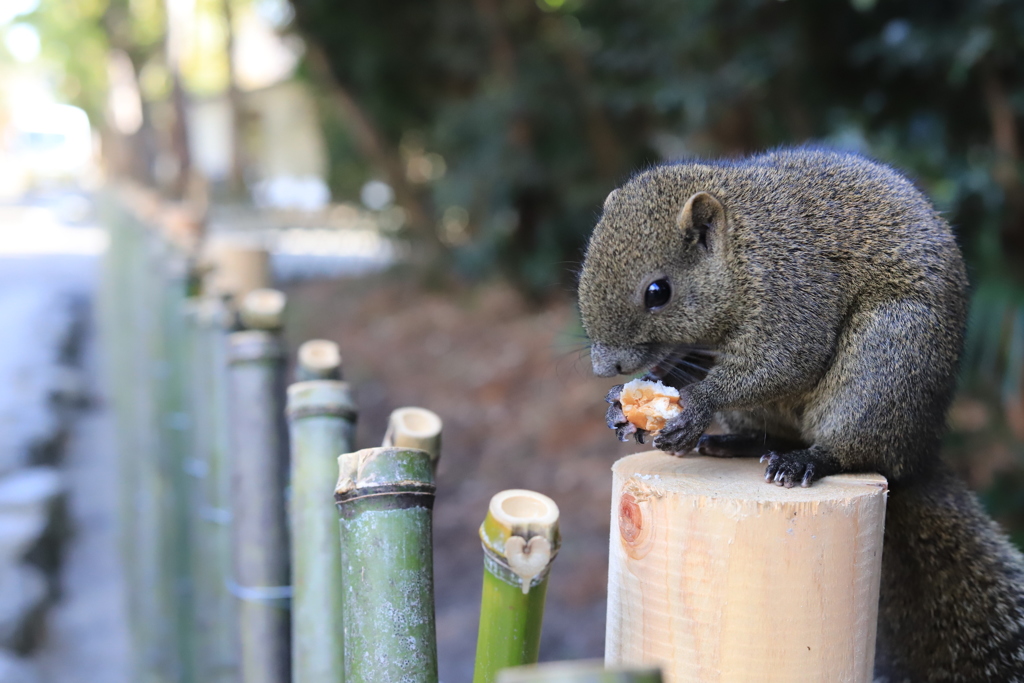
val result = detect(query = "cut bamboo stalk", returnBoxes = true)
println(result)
[473,490,561,683]
[202,241,270,302]
[287,379,357,683]
[239,288,287,331]
[381,407,443,464]
[606,453,887,683]
[498,661,662,683]
[335,447,439,683]
[296,340,342,381]
[196,296,239,682]
[227,329,290,683]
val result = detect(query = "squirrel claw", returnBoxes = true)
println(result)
[615,422,637,442]
[763,450,826,488]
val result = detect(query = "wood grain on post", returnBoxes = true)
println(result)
[606,453,887,683]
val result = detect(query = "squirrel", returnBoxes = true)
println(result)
[577,147,1024,682]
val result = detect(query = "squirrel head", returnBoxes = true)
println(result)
[578,167,737,377]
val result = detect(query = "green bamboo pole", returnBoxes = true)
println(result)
[138,226,179,682]
[335,447,439,683]
[101,198,154,682]
[295,340,342,382]
[227,328,290,683]
[287,378,356,682]
[188,296,240,682]
[156,239,197,683]
[496,661,662,683]
[473,490,561,683]
[202,296,241,682]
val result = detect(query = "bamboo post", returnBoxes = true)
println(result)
[227,329,290,683]
[287,379,357,682]
[382,407,443,463]
[474,490,561,683]
[296,340,342,381]
[335,447,439,683]
[195,296,240,682]
[498,661,663,683]
[606,453,887,683]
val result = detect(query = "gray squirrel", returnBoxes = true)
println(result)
[577,147,1024,682]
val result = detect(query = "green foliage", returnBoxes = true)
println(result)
[291,0,1024,528]
[290,0,1024,294]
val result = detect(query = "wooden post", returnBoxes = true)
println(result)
[606,453,887,683]
[287,379,357,682]
[227,329,290,683]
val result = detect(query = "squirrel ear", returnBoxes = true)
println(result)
[603,189,619,213]
[678,192,724,250]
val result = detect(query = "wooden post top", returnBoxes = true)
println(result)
[606,452,888,683]
[613,452,887,504]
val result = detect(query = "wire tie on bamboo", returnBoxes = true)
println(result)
[239,288,287,331]
[225,578,293,605]
[285,402,357,422]
[199,505,232,525]
[184,457,208,479]
[227,330,285,364]
[296,339,343,381]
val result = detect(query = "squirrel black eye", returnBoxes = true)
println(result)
[644,279,671,310]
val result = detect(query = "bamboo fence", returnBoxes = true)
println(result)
[100,188,889,683]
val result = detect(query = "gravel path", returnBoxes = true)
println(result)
[0,199,132,680]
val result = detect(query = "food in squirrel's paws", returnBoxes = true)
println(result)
[619,379,683,433]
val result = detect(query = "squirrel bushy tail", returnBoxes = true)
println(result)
[877,463,1024,682]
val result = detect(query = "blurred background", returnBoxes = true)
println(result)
[1,0,1023,680]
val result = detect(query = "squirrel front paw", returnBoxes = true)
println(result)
[605,384,648,444]
[761,449,834,488]
[653,402,713,454]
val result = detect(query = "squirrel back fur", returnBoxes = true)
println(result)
[577,147,1024,681]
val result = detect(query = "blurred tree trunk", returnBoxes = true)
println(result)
[223,0,247,198]
[983,68,1024,263]
[306,46,438,248]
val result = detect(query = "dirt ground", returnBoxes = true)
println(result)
[282,273,639,682]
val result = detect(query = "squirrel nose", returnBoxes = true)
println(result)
[591,343,633,377]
